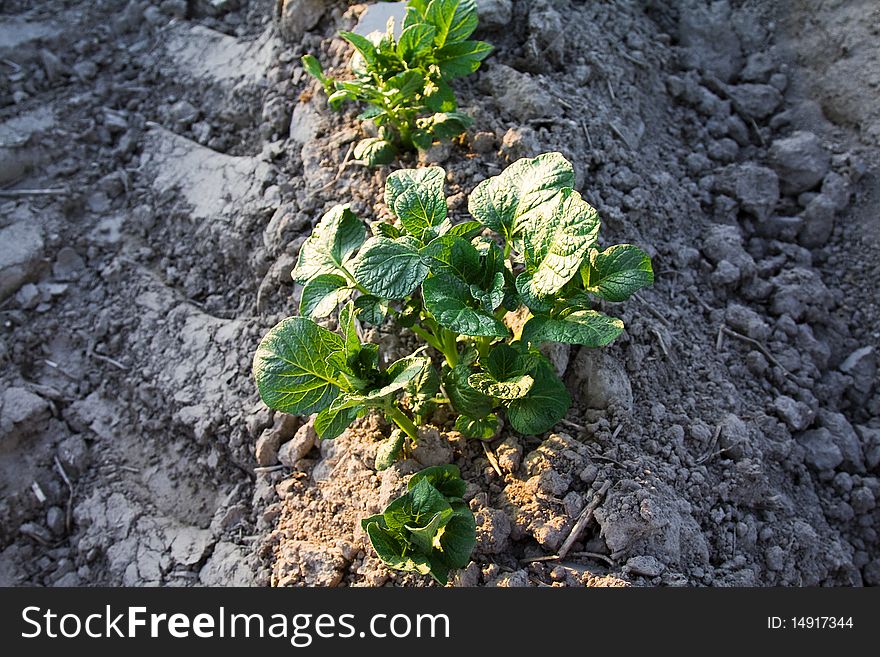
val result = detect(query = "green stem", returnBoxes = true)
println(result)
[476,336,491,359]
[441,329,459,367]
[409,323,444,354]
[339,266,369,295]
[385,402,420,444]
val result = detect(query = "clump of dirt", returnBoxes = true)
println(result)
[1,0,878,588]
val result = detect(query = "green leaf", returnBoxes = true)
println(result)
[367,356,432,401]
[351,236,429,300]
[434,39,493,78]
[521,310,624,347]
[519,188,601,296]
[423,274,510,337]
[514,272,554,314]
[406,508,454,553]
[327,89,355,108]
[358,106,384,121]
[582,244,654,302]
[353,138,396,167]
[372,222,402,239]
[338,302,361,361]
[424,78,457,112]
[443,358,494,419]
[299,274,351,319]
[301,54,326,83]
[386,69,425,101]
[365,521,432,576]
[384,167,448,240]
[314,404,360,440]
[397,23,436,60]
[505,359,570,435]
[436,500,477,568]
[468,372,534,399]
[253,317,347,415]
[486,342,526,380]
[468,152,575,240]
[455,413,499,440]
[470,270,505,311]
[408,464,467,498]
[339,31,379,68]
[426,0,478,46]
[427,111,472,141]
[375,430,405,470]
[443,220,483,239]
[353,294,388,325]
[291,204,366,283]
[419,235,480,280]
[411,128,435,151]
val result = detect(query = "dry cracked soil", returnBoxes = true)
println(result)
[0,0,878,588]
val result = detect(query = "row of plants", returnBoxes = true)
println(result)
[253,0,654,584]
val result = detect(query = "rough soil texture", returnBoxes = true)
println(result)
[1,0,878,587]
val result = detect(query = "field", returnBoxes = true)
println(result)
[0,0,878,587]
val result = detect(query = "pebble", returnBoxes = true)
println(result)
[797,194,836,247]
[626,555,666,577]
[797,428,843,472]
[772,395,814,432]
[768,131,831,194]
[278,417,316,467]
[46,507,66,536]
[476,0,513,29]
[728,83,782,119]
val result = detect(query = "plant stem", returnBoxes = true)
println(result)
[385,402,420,444]
[441,329,459,367]
[476,335,491,359]
[409,323,444,353]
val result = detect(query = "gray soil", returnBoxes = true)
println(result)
[0,0,877,587]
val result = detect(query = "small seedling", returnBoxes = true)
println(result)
[302,0,492,165]
[253,152,653,582]
[361,464,475,584]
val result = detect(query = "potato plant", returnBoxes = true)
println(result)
[361,465,475,585]
[253,152,654,582]
[302,0,492,165]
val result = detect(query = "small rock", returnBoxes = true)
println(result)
[566,348,633,412]
[495,436,522,472]
[677,1,743,82]
[263,205,310,254]
[470,131,496,154]
[476,0,512,29]
[15,283,39,309]
[46,507,66,536]
[261,96,290,135]
[1,387,50,444]
[797,428,843,472]
[840,346,876,404]
[772,396,814,432]
[765,545,785,572]
[487,569,530,587]
[57,434,89,475]
[169,100,199,127]
[715,163,779,221]
[821,171,851,211]
[728,83,782,120]
[474,508,512,555]
[856,426,880,470]
[52,247,85,281]
[0,222,45,301]
[72,60,98,79]
[169,526,214,566]
[412,427,453,466]
[255,431,280,467]
[278,417,316,467]
[850,487,875,514]
[768,131,831,194]
[818,411,864,472]
[797,194,837,247]
[739,51,775,82]
[625,555,665,577]
[277,0,325,41]
[724,303,770,341]
[537,469,571,496]
[769,267,832,322]
[483,64,561,122]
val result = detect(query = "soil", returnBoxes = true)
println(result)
[0,0,878,588]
